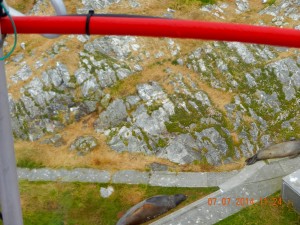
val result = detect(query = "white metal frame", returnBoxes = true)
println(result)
[0,1,67,224]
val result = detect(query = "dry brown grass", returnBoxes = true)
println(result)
[231,132,240,145]
[161,63,234,112]
[6,0,36,13]
[105,61,172,99]
[120,187,146,205]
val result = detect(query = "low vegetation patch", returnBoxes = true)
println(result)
[216,191,300,225]
[17,158,45,169]
[1,181,218,225]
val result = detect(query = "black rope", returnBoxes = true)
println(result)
[67,13,163,19]
[85,10,94,35]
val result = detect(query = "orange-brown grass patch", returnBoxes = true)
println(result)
[215,157,245,172]
[120,186,146,205]
[106,62,171,99]
[6,0,36,13]
[160,63,234,112]
[231,132,240,145]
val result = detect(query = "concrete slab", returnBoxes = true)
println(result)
[112,170,150,184]
[247,162,286,183]
[149,172,208,187]
[278,157,300,174]
[207,171,239,187]
[219,161,265,191]
[61,169,110,183]
[18,168,111,183]
[17,168,30,180]
[26,168,62,181]
[151,178,282,225]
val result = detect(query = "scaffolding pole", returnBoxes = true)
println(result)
[0,37,23,225]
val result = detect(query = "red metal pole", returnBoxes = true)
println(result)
[0,16,300,48]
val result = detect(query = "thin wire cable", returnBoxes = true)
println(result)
[0,3,17,60]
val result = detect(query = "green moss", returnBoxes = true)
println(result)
[140,129,153,151]
[69,75,77,84]
[51,86,65,94]
[169,106,199,127]
[165,121,185,133]
[267,0,276,5]
[171,59,179,65]
[123,139,129,147]
[157,138,168,148]
[147,102,163,114]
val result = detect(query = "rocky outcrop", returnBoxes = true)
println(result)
[94,99,128,131]
[70,136,98,155]
[7,0,300,166]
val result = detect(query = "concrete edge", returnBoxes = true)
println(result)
[17,168,239,187]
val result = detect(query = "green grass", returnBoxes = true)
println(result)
[5,181,218,225]
[17,158,45,169]
[216,191,300,225]
[267,0,276,5]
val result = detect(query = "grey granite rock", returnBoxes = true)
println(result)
[109,126,152,154]
[137,82,167,103]
[84,36,136,60]
[70,136,98,155]
[20,96,40,118]
[133,105,168,136]
[94,99,127,131]
[195,91,211,106]
[125,95,141,109]
[245,73,257,87]
[227,42,256,64]
[77,35,90,43]
[11,62,32,83]
[75,67,92,85]
[160,134,200,164]
[41,134,65,147]
[116,68,132,80]
[195,128,228,165]
[239,131,255,157]
[255,90,281,113]
[82,0,121,10]
[282,85,296,101]
[12,53,24,63]
[96,68,117,88]
[81,77,101,97]
[235,0,249,13]
[129,0,140,8]
[267,58,300,87]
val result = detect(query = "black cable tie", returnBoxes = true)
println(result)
[86,10,94,35]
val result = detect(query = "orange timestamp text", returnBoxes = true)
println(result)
[207,197,282,207]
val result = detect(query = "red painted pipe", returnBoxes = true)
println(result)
[1,16,300,48]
